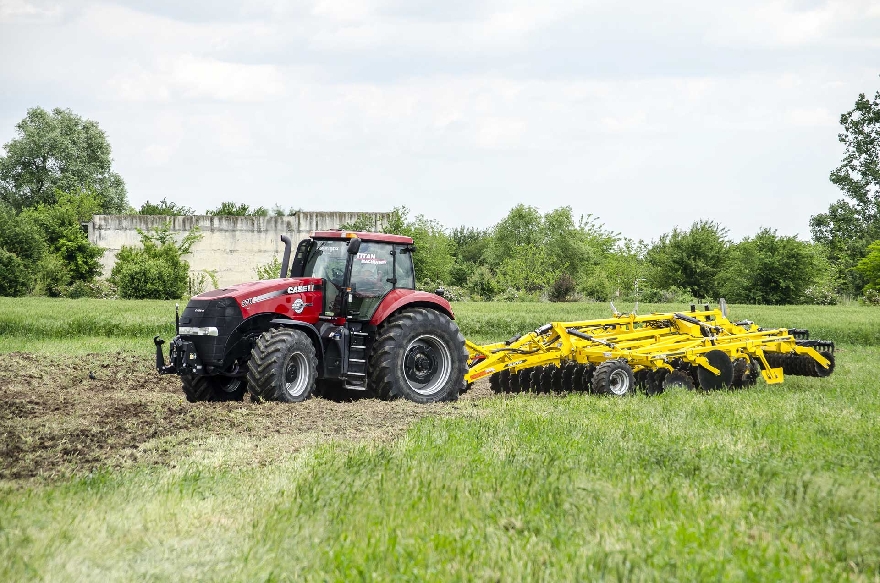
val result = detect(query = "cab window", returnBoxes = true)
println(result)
[394,246,415,289]
[349,242,394,320]
[302,240,348,314]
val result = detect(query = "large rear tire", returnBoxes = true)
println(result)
[369,308,467,403]
[247,328,318,402]
[181,375,246,403]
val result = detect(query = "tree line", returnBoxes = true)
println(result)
[2,81,880,303]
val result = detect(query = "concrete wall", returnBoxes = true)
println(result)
[89,211,390,288]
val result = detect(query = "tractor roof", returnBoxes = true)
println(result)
[310,230,414,245]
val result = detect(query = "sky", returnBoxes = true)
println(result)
[0,0,879,242]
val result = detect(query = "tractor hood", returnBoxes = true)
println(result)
[191,277,324,320]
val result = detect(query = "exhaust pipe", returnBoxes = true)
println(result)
[280,234,292,278]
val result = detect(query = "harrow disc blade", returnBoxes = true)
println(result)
[499,369,511,393]
[541,366,557,393]
[529,366,545,393]
[550,365,566,392]
[489,373,502,393]
[647,368,668,395]
[509,369,522,393]
[697,350,734,390]
[662,370,694,391]
[561,364,576,392]
[517,369,532,393]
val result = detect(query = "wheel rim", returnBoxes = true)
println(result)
[608,369,631,395]
[403,334,452,396]
[283,352,310,398]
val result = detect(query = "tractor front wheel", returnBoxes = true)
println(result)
[247,328,318,402]
[369,308,467,403]
[181,375,246,402]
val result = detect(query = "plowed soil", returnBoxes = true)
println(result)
[0,353,492,481]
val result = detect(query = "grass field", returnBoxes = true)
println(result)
[1,298,879,581]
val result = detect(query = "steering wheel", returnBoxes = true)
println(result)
[327,267,345,290]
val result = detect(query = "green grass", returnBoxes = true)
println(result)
[1,298,879,580]
[2,347,878,581]
[1,297,878,353]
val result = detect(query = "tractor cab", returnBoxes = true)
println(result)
[291,231,416,321]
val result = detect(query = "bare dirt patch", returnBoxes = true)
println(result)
[0,353,493,481]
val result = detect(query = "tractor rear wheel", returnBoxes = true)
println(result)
[181,375,246,402]
[247,328,318,402]
[369,308,467,403]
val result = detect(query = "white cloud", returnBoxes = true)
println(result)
[0,0,61,22]
[106,55,287,103]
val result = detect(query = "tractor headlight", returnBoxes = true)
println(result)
[179,326,219,336]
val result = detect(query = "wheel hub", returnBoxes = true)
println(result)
[405,345,437,384]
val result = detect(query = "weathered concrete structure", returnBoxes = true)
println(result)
[88,212,390,288]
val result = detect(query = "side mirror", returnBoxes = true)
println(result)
[347,237,362,255]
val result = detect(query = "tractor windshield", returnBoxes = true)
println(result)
[302,240,349,314]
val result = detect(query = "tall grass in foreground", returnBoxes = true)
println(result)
[1,347,878,581]
[1,297,879,353]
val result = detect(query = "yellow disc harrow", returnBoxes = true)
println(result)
[465,303,835,395]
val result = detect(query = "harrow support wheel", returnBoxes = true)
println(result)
[593,360,635,396]
[812,352,835,377]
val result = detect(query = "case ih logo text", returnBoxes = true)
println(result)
[241,285,315,308]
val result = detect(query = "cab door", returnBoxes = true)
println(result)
[347,242,396,320]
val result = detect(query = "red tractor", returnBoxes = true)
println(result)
[154,231,467,403]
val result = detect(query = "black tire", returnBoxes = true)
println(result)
[247,328,318,403]
[181,375,246,403]
[592,360,635,396]
[811,352,835,377]
[368,308,467,403]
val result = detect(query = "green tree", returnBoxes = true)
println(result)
[207,202,268,217]
[110,222,202,299]
[138,198,194,216]
[646,220,730,300]
[0,204,46,296]
[382,207,454,284]
[21,192,105,290]
[0,107,127,213]
[719,229,817,305]
[855,240,880,291]
[811,81,880,294]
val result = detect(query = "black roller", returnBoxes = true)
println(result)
[811,352,835,377]
[697,350,734,390]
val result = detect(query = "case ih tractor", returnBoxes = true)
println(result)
[155,231,468,403]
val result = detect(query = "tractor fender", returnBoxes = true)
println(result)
[269,319,325,363]
[369,289,455,326]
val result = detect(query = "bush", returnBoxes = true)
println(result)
[641,286,694,304]
[114,256,188,300]
[416,278,467,302]
[110,222,201,300]
[548,274,577,302]
[0,249,33,297]
[466,266,498,299]
[33,254,71,297]
[255,256,282,280]
[861,289,880,306]
[62,279,118,299]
